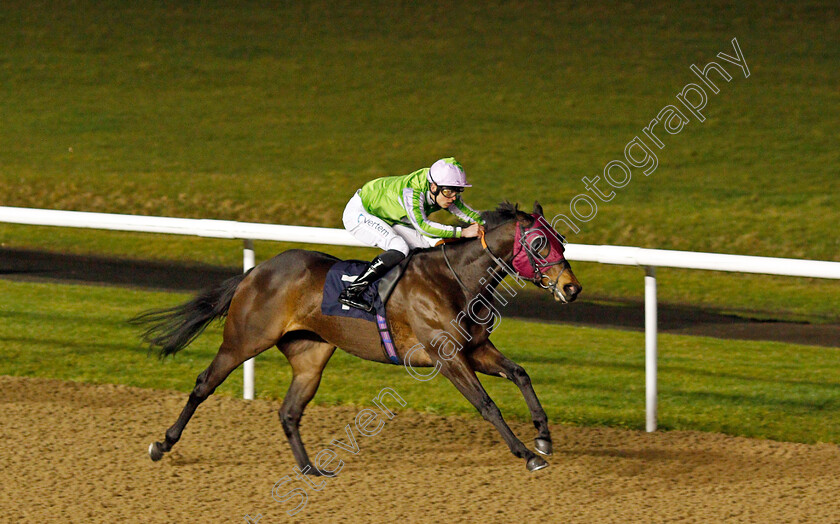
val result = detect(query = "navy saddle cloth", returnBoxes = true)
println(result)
[321,259,406,364]
[321,260,385,322]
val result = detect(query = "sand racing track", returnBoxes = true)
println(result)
[1,375,838,523]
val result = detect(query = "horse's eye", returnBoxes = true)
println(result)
[530,236,547,253]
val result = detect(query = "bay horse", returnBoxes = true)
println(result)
[134,202,581,472]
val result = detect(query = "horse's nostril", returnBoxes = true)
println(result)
[564,284,580,297]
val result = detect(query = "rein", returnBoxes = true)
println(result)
[440,243,471,296]
[439,229,506,298]
[478,228,508,275]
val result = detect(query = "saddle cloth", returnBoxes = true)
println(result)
[321,258,411,364]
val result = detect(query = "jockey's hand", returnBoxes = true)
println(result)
[462,223,484,238]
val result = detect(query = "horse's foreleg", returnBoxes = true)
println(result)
[438,354,548,472]
[278,339,336,475]
[469,341,553,456]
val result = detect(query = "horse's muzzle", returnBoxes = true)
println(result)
[554,283,581,303]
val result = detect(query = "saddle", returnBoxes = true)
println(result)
[376,250,414,306]
[320,251,415,364]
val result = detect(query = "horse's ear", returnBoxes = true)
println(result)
[533,201,544,216]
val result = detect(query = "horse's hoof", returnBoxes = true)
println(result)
[527,456,549,472]
[535,438,553,456]
[149,442,164,462]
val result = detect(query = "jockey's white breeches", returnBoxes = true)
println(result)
[342,190,438,256]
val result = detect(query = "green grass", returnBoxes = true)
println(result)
[2,278,837,444]
[0,1,838,323]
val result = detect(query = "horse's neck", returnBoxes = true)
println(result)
[448,222,516,292]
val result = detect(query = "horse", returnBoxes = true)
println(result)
[133,201,582,472]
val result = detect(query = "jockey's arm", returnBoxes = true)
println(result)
[401,188,462,238]
[447,197,486,226]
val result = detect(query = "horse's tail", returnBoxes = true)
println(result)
[130,270,251,358]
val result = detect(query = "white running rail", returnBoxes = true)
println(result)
[2,206,839,431]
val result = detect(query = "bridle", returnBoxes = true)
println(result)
[441,214,568,301]
[508,217,569,301]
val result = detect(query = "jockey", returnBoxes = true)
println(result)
[339,157,485,312]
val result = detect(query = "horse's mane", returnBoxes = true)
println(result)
[480,201,522,230]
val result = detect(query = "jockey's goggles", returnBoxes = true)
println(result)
[439,186,464,198]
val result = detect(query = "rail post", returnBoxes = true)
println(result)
[243,239,256,400]
[644,266,658,432]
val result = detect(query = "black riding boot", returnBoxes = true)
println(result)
[338,250,405,312]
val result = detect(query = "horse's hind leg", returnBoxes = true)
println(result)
[469,341,553,456]
[149,338,274,461]
[277,336,336,475]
